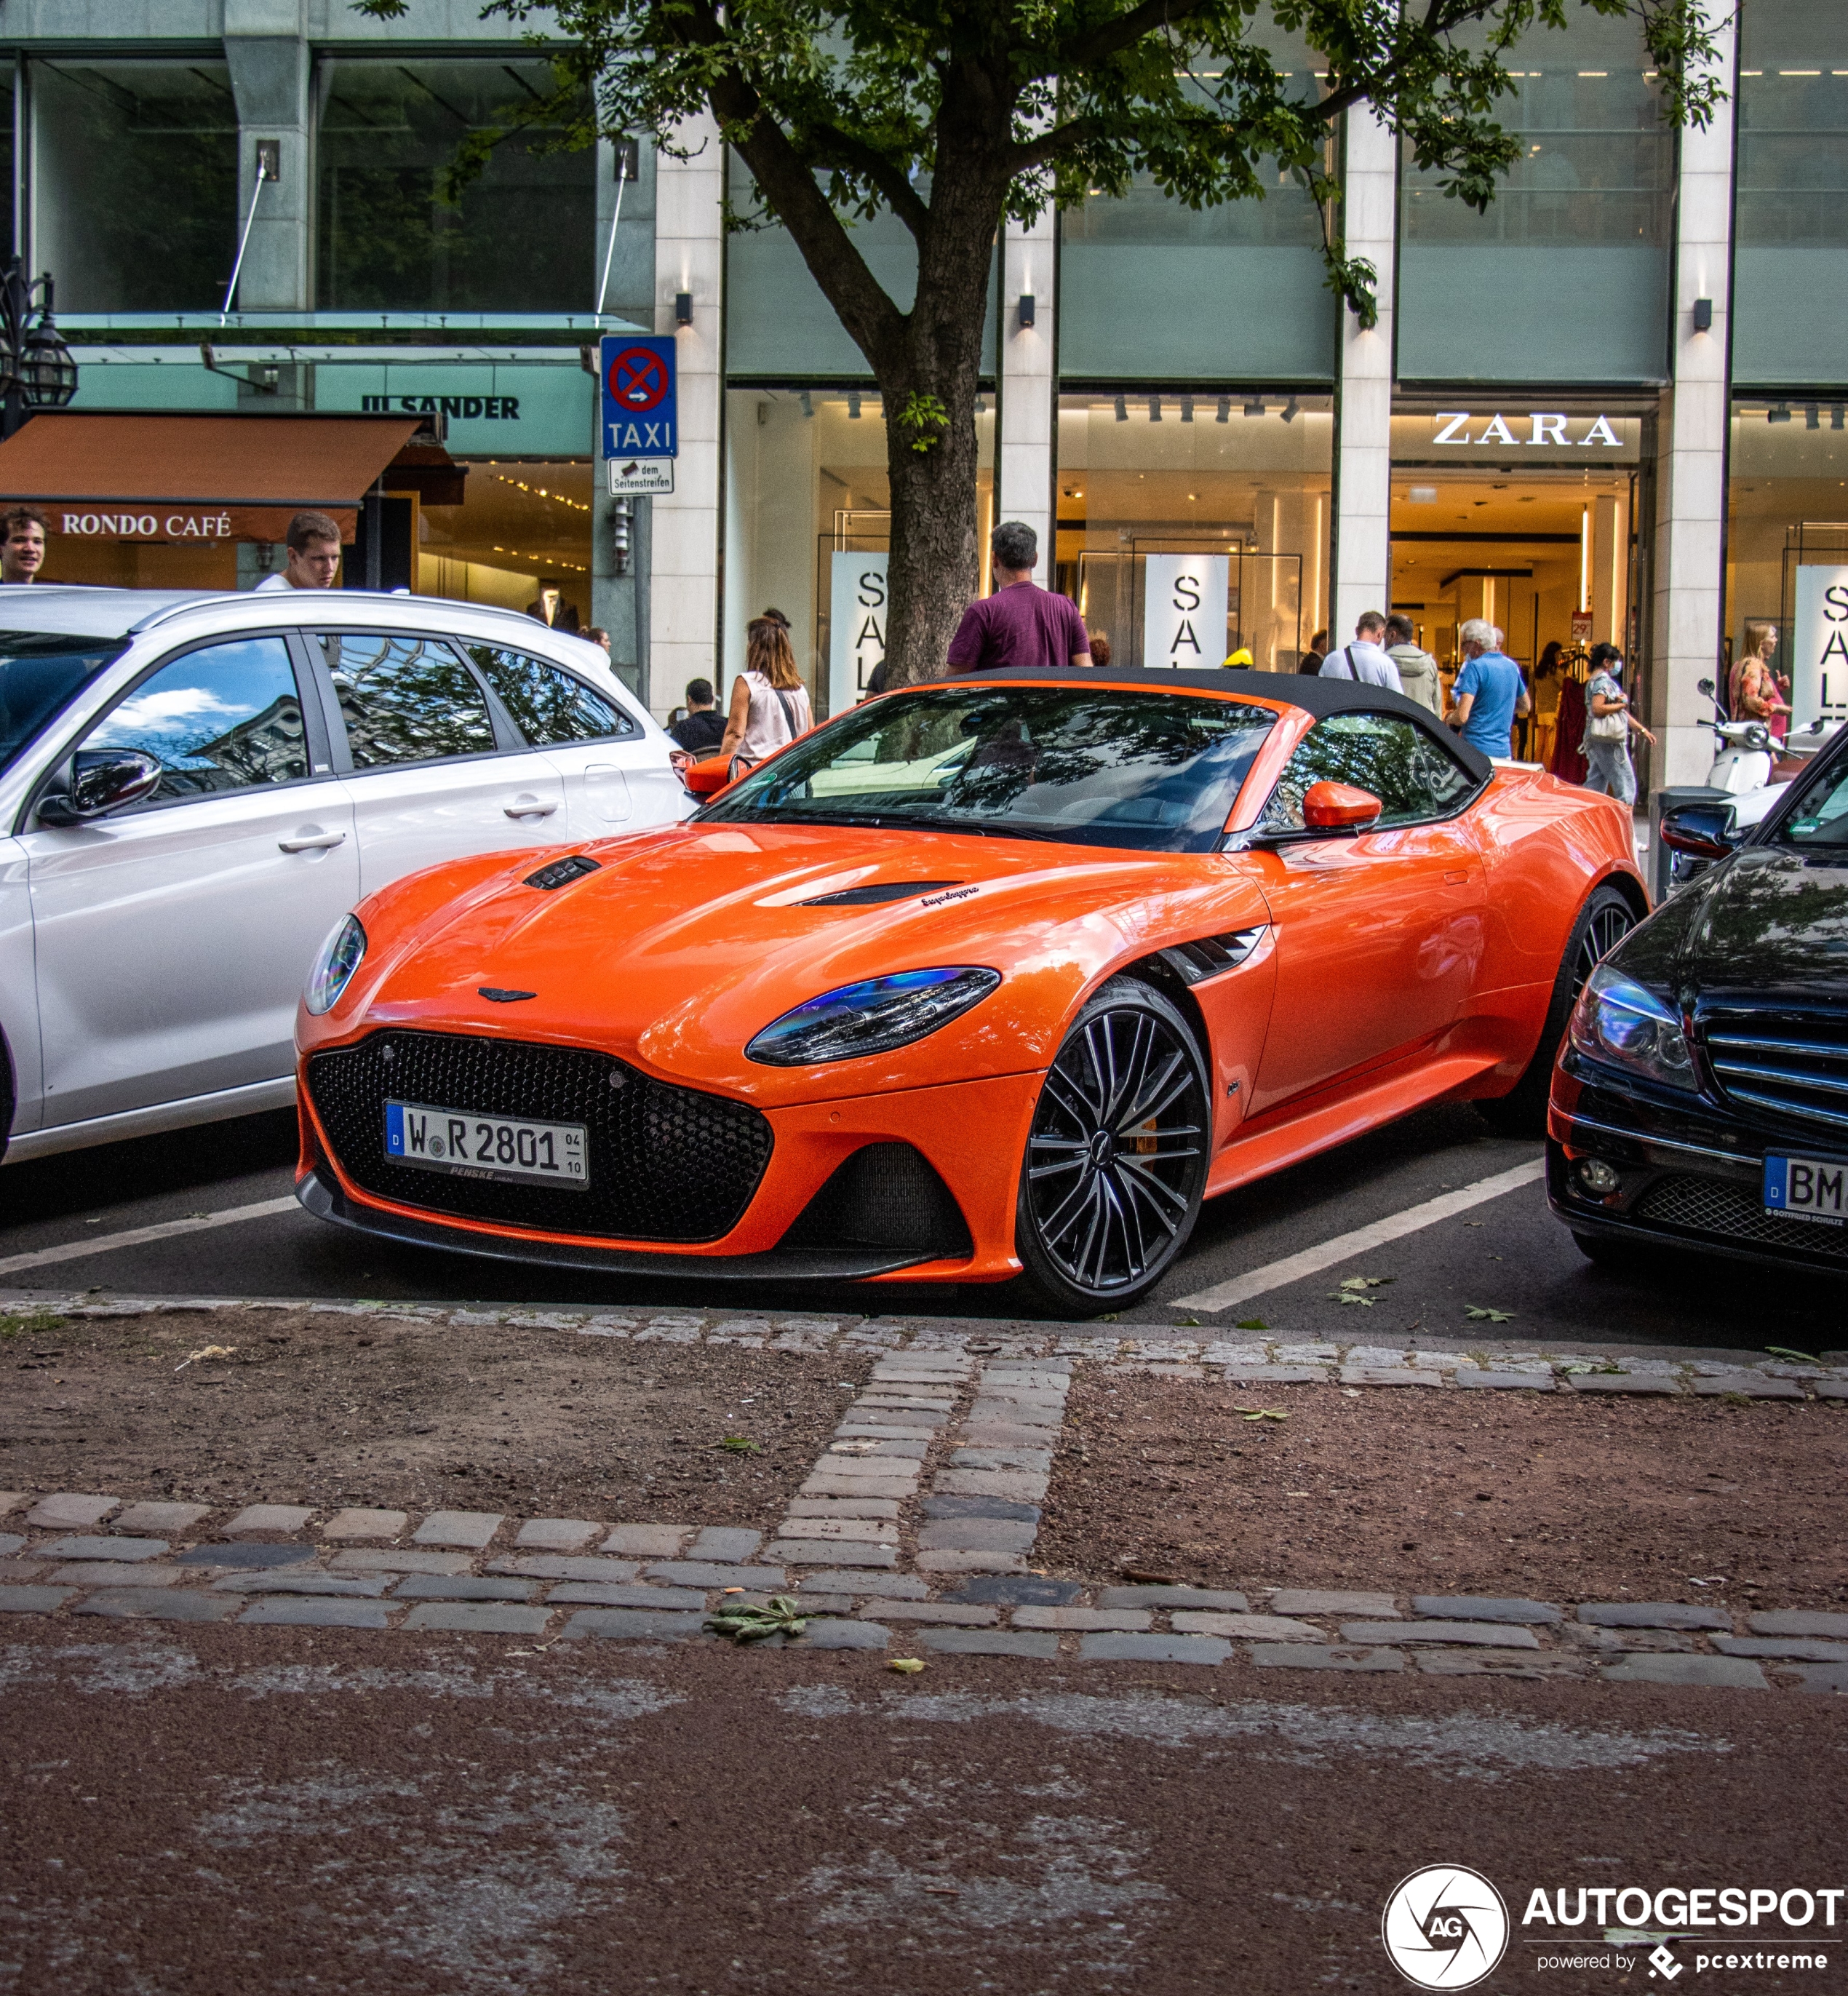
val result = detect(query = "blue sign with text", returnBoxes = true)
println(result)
[599,333,677,460]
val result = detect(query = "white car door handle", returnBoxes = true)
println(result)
[504,798,559,819]
[278,832,348,853]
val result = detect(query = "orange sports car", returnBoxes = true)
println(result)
[294,667,1644,1313]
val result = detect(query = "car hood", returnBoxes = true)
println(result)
[324,821,1270,1104]
[1619,843,1848,1007]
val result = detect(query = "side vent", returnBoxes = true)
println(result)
[800,880,963,907]
[525,854,602,891]
[779,1142,973,1258]
[1159,926,1267,986]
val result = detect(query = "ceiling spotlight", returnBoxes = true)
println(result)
[800,390,814,418]
[1114,394,1128,422]
[1769,402,1791,424]
[1180,395,1195,424]
[1281,395,1299,424]
[1148,396,1162,422]
[848,391,861,418]
[1806,403,1821,431]
[1216,396,1230,424]
[1244,397,1266,418]
[1833,405,1846,432]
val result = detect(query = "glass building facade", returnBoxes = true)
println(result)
[0,2,1833,796]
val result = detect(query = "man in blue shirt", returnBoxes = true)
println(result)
[1451,618,1530,758]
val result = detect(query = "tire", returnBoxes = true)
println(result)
[1477,882,1637,1137]
[1010,977,1212,1316]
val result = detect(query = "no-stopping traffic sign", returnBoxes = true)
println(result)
[599,333,678,459]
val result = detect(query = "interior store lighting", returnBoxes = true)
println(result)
[1114,394,1128,422]
[1216,396,1230,424]
[1244,397,1266,417]
[1281,396,1299,424]
[1180,395,1195,423]
[848,391,861,418]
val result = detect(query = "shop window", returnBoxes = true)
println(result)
[1397,15,1673,383]
[724,156,1000,377]
[31,60,239,312]
[1726,398,1848,724]
[1734,0,1848,386]
[316,61,594,312]
[722,389,996,717]
[1059,54,1336,382]
[416,458,594,628]
[1054,391,1331,672]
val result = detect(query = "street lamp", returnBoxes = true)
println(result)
[0,261,77,439]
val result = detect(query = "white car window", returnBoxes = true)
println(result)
[462,644,638,745]
[79,635,310,804]
[317,631,498,766]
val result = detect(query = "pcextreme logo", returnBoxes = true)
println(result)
[1382,1866,1510,1989]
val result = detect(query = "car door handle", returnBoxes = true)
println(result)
[504,798,559,819]
[278,832,348,853]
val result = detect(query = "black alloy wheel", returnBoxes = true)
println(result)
[1476,880,1639,1135]
[1013,977,1211,1314]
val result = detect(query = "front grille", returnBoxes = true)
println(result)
[307,1030,773,1243]
[1705,1011,1848,1136]
[1633,1174,1848,1260]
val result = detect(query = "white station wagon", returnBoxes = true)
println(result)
[0,588,692,1163]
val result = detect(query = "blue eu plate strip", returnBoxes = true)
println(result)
[385,1102,406,1158]
[1764,1156,1788,1209]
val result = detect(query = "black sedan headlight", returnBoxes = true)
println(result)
[1566,965,1696,1092]
[746,967,1000,1067]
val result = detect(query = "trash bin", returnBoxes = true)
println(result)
[1649,785,1732,904]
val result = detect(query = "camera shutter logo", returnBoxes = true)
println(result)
[1381,1866,1509,1989]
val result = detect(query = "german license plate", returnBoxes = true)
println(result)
[385,1100,589,1188]
[1763,1153,1848,1228]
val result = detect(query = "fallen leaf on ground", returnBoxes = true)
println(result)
[706,1594,809,1643]
[1765,1346,1820,1364]
[174,1345,236,1372]
[1464,1306,1516,1323]
[889,1658,926,1674]
[1329,1292,1375,1306]
[1235,1318,1267,1331]
[1233,1407,1288,1422]
[717,1435,762,1454]
[1339,1275,1395,1289]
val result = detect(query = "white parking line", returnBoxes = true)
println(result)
[1170,1157,1548,1315]
[0,1195,299,1276]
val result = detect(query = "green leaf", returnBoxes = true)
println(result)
[1764,1346,1820,1364]
[894,391,948,455]
[1235,1319,1267,1332]
[1235,1407,1287,1422]
[706,1593,811,1643]
[718,1434,762,1454]
[1329,1291,1375,1306]
[1339,1276,1393,1289]
[1465,1305,1516,1323]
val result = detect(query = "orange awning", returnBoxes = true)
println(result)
[0,410,429,545]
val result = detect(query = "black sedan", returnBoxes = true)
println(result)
[1548,725,1848,1275]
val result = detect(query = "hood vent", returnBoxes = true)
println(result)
[1160,926,1267,985]
[525,854,602,891]
[800,879,963,907]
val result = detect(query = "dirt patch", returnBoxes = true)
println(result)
[0,1308,867,1525]
[1035,1372,1848,1610]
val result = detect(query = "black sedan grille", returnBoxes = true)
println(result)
[306,1030,773,1243]
[1705,1011,1848,1137]
[1634,1174,1848,1260]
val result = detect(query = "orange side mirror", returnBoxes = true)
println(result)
[681,754,733,798]
[1302,779,1383,830]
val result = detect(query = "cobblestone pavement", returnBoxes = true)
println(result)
[5,1296,1844,1700]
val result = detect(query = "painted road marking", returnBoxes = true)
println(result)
[1171,1158,1548,1315]
[0,1196,299,1276]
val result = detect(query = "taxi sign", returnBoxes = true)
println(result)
[600,333,677,458]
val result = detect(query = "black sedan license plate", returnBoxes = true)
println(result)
[1763,1153,1847,1228]
[385,1100,589,1188]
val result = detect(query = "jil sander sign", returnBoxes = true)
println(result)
[1433,412,1624,448]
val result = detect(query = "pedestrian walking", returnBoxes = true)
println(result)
[1731,620,1791,738]
[0,505,46,585]
[1451,618,1531,758]
[1383,613,1442,715]
[1580,642,1655,806]
[669,677,727,753]
[584,625,612,656]
[720,617,813,770]
[1319,611,1403,692]
[945,522,1093,674]
[254,511,342,592]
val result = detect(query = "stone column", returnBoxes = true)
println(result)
[998,213,1056,568]
[222,0,310,314]
[648,117,724,720]
[1649,15,1737,790]
[1331,106,1398,645]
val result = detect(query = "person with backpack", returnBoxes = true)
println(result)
[1318,611,1403,692]
[720,617,813,771]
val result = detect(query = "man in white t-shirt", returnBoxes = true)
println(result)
[254,510,342,592]
[1318,610,1403,692]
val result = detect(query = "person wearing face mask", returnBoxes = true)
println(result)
[1580,641,1656,806]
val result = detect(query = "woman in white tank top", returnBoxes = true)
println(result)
[721,618,813,766]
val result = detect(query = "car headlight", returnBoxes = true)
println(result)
[746,967,1000,1067]
[305,913,367,1016]
[1566,964,1696,1092]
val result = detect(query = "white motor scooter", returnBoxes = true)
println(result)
[1697,675,1776,793]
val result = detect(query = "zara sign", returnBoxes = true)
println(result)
[1433,411,1624,448]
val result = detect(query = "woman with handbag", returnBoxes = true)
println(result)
[720,616,814,778]
[1580,642,1655,806]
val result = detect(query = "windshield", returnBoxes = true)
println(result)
[0,634,127,778]
[1777,746,1848,848]
[698,685,1277,853]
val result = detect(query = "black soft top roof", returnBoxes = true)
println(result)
[941,664,1496,783]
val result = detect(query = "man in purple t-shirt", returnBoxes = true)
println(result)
[945,521,1094,675]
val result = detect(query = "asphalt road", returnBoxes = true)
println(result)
[0,1099,1838,1359]
[4,1620,1841,1996]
